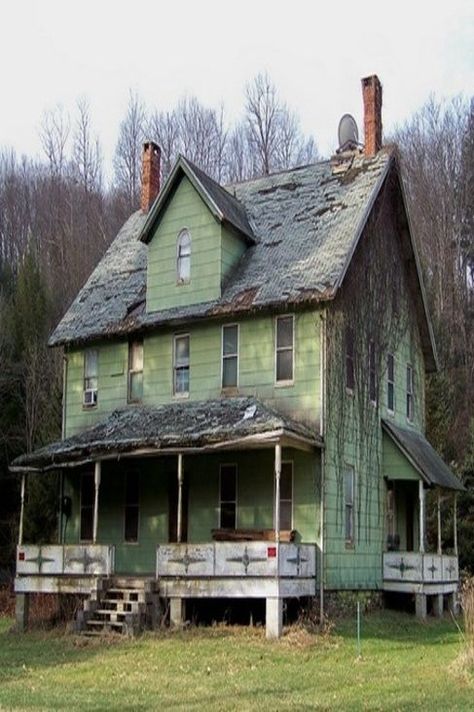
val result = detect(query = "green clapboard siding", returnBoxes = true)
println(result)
[63,449,321,575]
[382,432,420,481]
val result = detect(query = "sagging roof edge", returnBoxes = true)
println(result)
[9,428,324,474]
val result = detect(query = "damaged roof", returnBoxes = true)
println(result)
[50,148,408,347]
[382,420,464,491]
[10,397,322,472]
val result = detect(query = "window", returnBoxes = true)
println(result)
[222,325,239,388]
[128,340,143,403]
[83,349,98,407]
[173,335,190,396]
[275,315,294,383]
[80,472,94,541]
[177,229,191,283]
[219,464,237,528]
[345,327,355,391]
[279,462,293,531]
[369,340,377,404]
[406,364,414,421]
[387,353,395,413]
[344,465,355,543]
[124,471,139,543]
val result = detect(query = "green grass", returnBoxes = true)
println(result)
[0,611,472,711]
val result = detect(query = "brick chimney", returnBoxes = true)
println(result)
[141,141,161,213]
[361,75,382,156]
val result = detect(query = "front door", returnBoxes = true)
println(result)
[168,471,188,543]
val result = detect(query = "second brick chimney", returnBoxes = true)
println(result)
[361,75,382,156]
[141,141,161,213]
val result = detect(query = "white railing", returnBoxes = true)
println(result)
[16,544,115,577]
[383,552,458,583]
[156,542,316,579]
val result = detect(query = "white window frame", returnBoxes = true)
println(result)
[176,228,191,285]
[275,314,295,386]
[387,353,395,415]
[344,464,355,545]
[221,324,239,390]
[83,348,98,408]
[275,460,294,531]
[173,333,190,397]
[219,463,238,529]
[406,364,414,422]
[123,469,140,544]
[127,339,144,404]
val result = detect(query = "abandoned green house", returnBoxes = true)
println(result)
[11,75,463,638]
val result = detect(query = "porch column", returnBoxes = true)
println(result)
[177,453,184,543]
[18,473,26,546]
[453,493,458,557]
[437,490,442,555]
[274,443,282,543]
[418,480,425,553]
[92,461,101,544]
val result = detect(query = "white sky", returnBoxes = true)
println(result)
[0,0,472,175]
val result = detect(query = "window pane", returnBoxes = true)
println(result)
[277,317,293,348]
[175,367,189,393]
[85,349,98,378]
[220,502,236,529]
[222,357,238,388]
[178,255,191,282]
[175,336,189,365]
[223,325,238,356]
[276,349,293,381]
[280,463,292,500]
[130,371,143,402]
[345,505,353,540]
[388,354,394,380]
[125,472,139,504]
[125,506,139,542]
[388,382,394,411]
[220,466,236,501]
[344,468,354,505]
[130,341,143,371]
[280,501,292,531]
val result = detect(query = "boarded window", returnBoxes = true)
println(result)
[128,340,144,403]
[406,364,414,421]
[174,334,190,395]
[369,340,377,403]
[387,353,395,412]
[124,471,139,543]
[177,229,191,283]
[344,465,355,543]
[276,315,294,383]
[80,472,94,541]
[279,462,293,531]
[222,325,239,388]
[83,349,98,406]
[219,464,237,528]
[346,327,355,390]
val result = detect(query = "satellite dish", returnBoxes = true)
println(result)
[337,114,359,151]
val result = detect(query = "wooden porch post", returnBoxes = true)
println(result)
[92,461,101,544]
[418,480,425,553]
[177,453,183,544]
[437,490,442,555]
[453,493,458,557]
[274,442,282,543]
[18,474,26,546]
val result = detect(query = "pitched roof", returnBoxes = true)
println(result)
[382,420,464,491]
[10,397,321,472]
[50,149,400,347]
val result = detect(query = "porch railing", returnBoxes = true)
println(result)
[156,541,317,579]
[383,551,458,584]
[16,544,115,577]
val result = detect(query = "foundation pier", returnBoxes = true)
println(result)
[266,597,283,639]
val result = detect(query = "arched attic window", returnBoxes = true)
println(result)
[177,229,191,284]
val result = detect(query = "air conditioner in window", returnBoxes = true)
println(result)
[83,388,98,406]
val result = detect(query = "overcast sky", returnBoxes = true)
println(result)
[1,0,472,175]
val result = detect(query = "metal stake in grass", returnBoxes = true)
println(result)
[356,601,361,658]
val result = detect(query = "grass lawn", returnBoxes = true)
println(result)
[0,611,472,711]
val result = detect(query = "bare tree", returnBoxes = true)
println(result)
[113,90,146,211]
[73,98,102,195]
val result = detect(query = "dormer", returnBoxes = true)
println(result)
[139,153,255,313]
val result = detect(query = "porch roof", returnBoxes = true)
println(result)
[10,397,322,473]
[382,420,464,491]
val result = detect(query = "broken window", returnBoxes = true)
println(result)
[406,364,414,421]
[344,465,355,543]
[80,472,94,541]
[276,315,294,383]
[174,334,190,395]
[345,327,355,391]
[128,339,144,403]
[219,464,237,528]
[387,353,395,413]
[279,462,293,531]
[177,229,191,283]
[222,324,239,388]
[83,349,98,407]
[124,471,139,543]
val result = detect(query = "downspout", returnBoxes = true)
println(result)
[319,310,327,622]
